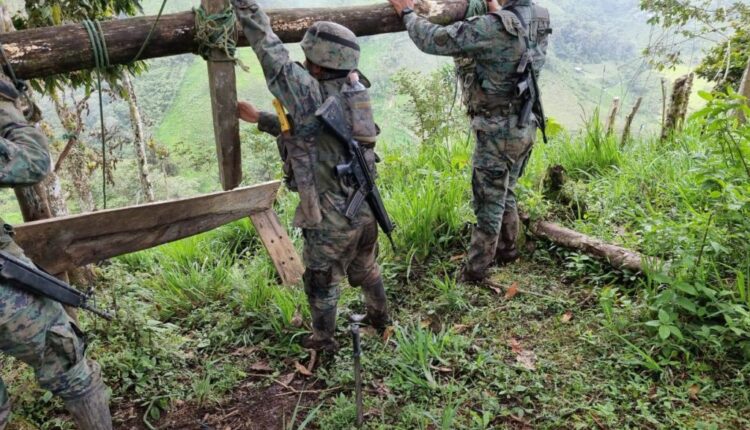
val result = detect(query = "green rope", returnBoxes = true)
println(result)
[82,19,110,209]
[132,0,169,63]
[194,5,248,71]
[465,0,488,18]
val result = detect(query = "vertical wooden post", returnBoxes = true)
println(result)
[202,0,242,191]
[605,97,620,136]
[620,97,643,147]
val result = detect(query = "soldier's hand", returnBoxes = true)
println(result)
[230,0,254,11]
[388,0,415,16]
[238,101,260,123]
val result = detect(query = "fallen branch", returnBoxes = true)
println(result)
[522,215,652,273]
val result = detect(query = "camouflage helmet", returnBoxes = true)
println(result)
[301,21,360,71]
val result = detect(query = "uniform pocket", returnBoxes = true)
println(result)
[47,322,84,366]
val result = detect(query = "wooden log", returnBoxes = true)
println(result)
[525,216,649,273]
[13,181,280,274]
[250,209,304,285]
[620,96,642,147]
[203,0,242,191]
[661,74,693,141]
[0,0,468,80]
[605,97,620,136]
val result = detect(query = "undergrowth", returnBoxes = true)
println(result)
[2,70,749,429]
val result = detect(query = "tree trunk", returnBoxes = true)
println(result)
[661,74,693,141]
[739,57,750,124]
[122,73,155,202]
[2,0,468,79]
[42,172,69,217]
[620,96,643,147]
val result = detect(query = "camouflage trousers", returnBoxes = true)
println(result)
[466,115,534,277]
[302,220,385,340]
[0,225,101,426]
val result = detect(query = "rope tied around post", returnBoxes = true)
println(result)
[82,19,110,209]
[194,5,249,71]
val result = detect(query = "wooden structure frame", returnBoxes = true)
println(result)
[3,0,469,285]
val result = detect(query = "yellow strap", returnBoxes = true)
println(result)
[272,99,291,133]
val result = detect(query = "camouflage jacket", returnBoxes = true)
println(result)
[235,0,374,230]
[404,0,550,121]
[0,76,50,188]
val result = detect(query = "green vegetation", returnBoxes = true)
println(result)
[5,65,750,428]
[2,0,750,428]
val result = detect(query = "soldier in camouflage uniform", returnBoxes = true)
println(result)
[389,0,550,281]
[0,74,112,429]
[233,0,390,352]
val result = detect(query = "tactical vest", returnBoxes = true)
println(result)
[456,4,551,117]
[280,75,378,230]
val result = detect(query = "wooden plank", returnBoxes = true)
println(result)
[250,209,304,285]
[202,0,242,191]
[13,181,281,274]
[0,0,468,79]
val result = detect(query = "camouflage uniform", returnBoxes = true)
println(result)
[234,0,389,350]
[0,76,111,429]
[402,0,550,279]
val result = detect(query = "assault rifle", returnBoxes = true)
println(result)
[0,251,113,320]
[505,6,548,144]
[315,97,396,250]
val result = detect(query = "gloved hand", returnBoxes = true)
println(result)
[230,0,254,11]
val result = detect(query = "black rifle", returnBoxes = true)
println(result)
[0,251,113,320]
[505,6,548,144]
[316,97,396,250]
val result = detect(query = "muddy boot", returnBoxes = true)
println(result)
[460,227,499,284]
[63,368,113,430]
[360,278,391,331]
[0,396,10,430]
[301,306,339,353]
[495,209,520,265]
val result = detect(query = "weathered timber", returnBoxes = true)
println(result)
[525,217,650,273]
[203,0,242,191]
[13,181,280,275]
[605,97,620,136]
[250,209,304,285]
[0,0,467,79]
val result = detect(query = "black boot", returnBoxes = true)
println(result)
[495,209,520,265]
[360,278,391,331]
[63,364,113,430]
[300,306,339,352]
[461,227,499,283]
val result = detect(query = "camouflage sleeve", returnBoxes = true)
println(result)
[234,0,322,134]
[0,100,51,187]
[257,111,281,137]
[403,13,496,57]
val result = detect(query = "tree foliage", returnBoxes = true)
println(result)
[640,0,750,87]
[12,0,146,93]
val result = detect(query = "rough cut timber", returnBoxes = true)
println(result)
[13,181,286,277]
[250,209,304,285]
[0,0,468,79]
[203,0,243,191]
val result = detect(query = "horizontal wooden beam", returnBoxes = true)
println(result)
[0,0,467,79]
[14,181,280,274]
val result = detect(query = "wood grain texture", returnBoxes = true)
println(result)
[14,181,281,274]
[203,0,242,191]
[1,0,468,79]
[250,209,304,285]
